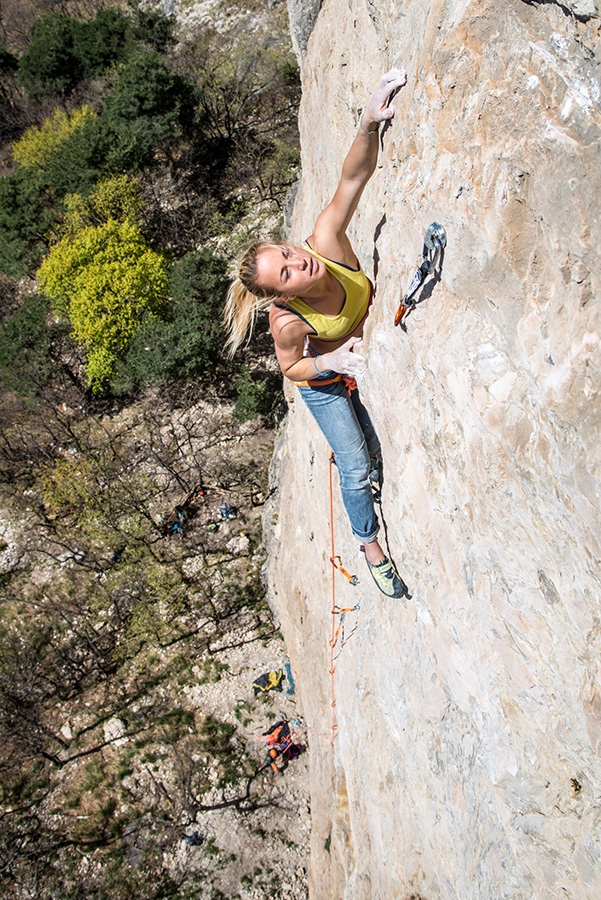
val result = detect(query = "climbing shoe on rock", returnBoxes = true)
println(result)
[366,556,406,599]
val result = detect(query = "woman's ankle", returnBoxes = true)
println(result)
[363,539,385,566]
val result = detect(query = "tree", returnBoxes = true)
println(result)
[38,220,170,391]
[42,112,109,198]
[70,7,132,81]
[100,48,198,172]
[129,3,176,52]
[39,50,199,198]
[18,12,82,98]
[18,8,133,99]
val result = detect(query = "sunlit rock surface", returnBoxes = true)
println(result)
[264,1,601,897]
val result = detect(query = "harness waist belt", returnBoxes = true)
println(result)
[292,374,358,393]
[291,374,343,388]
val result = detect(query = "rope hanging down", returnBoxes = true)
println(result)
[328,452,360,747]
[395,221,447,329]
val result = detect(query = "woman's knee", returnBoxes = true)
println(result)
[335,447,371,488]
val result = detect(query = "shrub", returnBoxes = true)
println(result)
[0,168,54,277]
[0,293,52,393]
[42,113,109,198]
[41,50,198,194]
[130,5,176,52]
[100,49,198,171]
[233,365,286,424]
[18,8,134,98]
[56,175,145,239]
[18,12,82,98]
[70,7,132,81]
[12,105,97,170]
[233,367,269,422]
[38,220,170,391]
[112,249,229,392]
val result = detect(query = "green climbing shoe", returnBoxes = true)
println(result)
[366,556,406,599]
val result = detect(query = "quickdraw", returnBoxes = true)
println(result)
[395,222,447,329]
[330,554,359,586]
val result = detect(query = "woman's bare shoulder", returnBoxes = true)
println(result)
[306,228,357,268]
[269,303,310,348]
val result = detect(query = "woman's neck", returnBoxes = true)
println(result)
[297,268,340,303]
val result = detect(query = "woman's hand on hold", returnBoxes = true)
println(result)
[363,68,407,127]
[320,337,365,377]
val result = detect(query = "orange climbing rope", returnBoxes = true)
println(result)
[328,451,360,747]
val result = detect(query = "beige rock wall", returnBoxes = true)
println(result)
[264,1,601,898]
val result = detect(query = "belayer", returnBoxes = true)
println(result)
[225,69,407,598]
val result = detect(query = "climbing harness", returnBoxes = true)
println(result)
[395,222,447,329]
[328,452,360,746]
[293,373,344,388]
[292,373,358,396]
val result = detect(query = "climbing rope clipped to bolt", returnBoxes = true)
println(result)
[395,222,447,330]
[328,451,360,746]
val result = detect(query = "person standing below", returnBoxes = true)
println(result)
[225,69,407,598]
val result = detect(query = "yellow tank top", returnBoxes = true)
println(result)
[281,245,373,342]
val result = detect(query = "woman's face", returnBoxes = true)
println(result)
[254,245,322,297]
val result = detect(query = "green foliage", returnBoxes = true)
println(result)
[39,50,198,197]
[108,48,195,123]
[130,4,176,52]
[39,452,150,531]
[18,8,133,98]
[56,174,145,239]
[42,112,109,198]
[112,249,229,393]
[0,7,299,895]
[12,105,97,170]
[69,7,132,80]
[17,4,177,100]
[233,367,269,422]
[100,49,198,171]
[0,293,53,394]
[158,708,195,741]
[0,167,54,277]
[19,12,81,98]
[38,220,169,391]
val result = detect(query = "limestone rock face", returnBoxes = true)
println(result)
[264,1,601,898]
[286,0,322,60]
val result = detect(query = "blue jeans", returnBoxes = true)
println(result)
[298,379,381,543]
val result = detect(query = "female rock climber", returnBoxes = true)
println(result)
[225,69,407,598]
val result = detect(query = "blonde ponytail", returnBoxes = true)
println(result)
[224,240,282,357]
